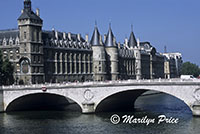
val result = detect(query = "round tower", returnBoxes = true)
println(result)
[105,25,119,80]
[91,25,107,81]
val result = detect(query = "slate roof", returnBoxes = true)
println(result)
[42,30,85,42]
[90,26,101,46]
[105,26,115,47]
[18,11,42,21]
[128,32,137,48]
[0,29,85,42]
[0,29,19,39]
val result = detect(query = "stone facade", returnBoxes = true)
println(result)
[162,52,182,78]
[0,0,180,84]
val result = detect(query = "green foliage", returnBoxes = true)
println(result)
[181,62,200,77]
[0,51,14,85]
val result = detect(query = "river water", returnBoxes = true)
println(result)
[0,93,200,134]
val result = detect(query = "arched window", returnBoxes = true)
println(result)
[20,59,30,74]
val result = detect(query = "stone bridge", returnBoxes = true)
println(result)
[1,79,200,116]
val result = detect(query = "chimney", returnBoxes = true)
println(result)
[113,37,116,45]
[125,38,128,46]
[85,34,89,43]
[118,42,121,48]
[63,32,66,39]
[77,34,81,41]
[36,8,40,17]
[104,34,106,43]
[68,32,71,40]
[21,9,24,14]
[55,31,58,39]
[137,38,140,48]
[99,35,103,45]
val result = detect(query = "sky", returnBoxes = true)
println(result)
[0,0,200,65]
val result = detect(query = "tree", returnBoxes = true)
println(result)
[181,62,200,77]
[0,51,14,85]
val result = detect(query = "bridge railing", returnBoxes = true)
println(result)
[1,78,200,90]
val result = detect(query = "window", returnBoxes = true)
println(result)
[10,50,13,59]
[33,56,36,63]
[32,31,34,41]
[37,31,40,41]
[24,43,27,52]
[24,31,27,39]
[33,45,35,52]
[3,40,6,46]
[38,56,40,63]
[36,45,39,52]
[9,40,13,45]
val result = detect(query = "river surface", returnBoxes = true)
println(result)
[0,93,200,134]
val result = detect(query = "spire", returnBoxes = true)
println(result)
[131,24,133,32]
[128,25,137,48]
[24,0,32,12]
[90,24,101,46]
[105,24,115,47]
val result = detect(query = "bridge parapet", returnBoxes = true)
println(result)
[1,79,200,90]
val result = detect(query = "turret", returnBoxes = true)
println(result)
[134,38,141,80]
[24,0,32,12]
[105,24,119,80]
[91,24,107,81]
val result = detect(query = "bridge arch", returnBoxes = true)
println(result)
[5,92,82,112]
[95,88,192,113]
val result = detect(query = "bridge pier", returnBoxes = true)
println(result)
[81,102,95,114]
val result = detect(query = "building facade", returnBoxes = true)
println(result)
[162,52,182,78]
[0,0,180,84]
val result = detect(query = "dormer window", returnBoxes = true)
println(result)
[9,39,13,45]
[16,37,19,45]
[3,39,7,46]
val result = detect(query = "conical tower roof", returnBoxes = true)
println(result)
[105,24,115,47]
[128,26,137,48]
[90,25,101,46]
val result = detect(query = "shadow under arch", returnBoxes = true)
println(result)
[95,89,192,114]
[6,93,82,112]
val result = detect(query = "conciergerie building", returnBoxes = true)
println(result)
[0,0,182,84]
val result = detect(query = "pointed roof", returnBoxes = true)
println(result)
[128,25,137,48]
[128,31,137,48]
[105,24,115,47]
[18,11,42,21]
[90,25,101,46]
